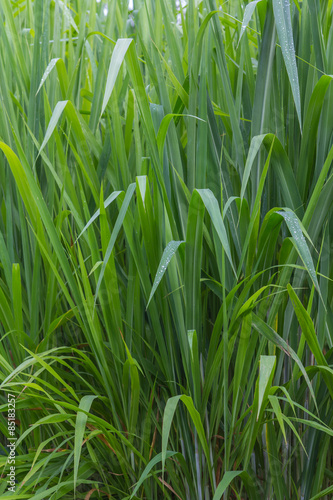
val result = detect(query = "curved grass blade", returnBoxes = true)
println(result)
[309,484,333,500]
[268,395,287,443]
[156,114,205,163]
[147,240,184,308]
[39,100,68,155]
[35,58,68,96]
[36,58,59,95]
[75,190,122,243]
[100,38,133,119]
[94,183,136,305]
[257,355,276,420]
[241,134,266,199]
[161,395,212,483]
[74,395,98,496]
[277,210,321,297]
[297,75,332,199]
[212,471,243,500]
[212,469,256,499]
[252,314,317,410]
[196,189,236,276]
[287,284,333,398]
[129,451,179,499]
[161,395,181,474]
[238,0,263,46]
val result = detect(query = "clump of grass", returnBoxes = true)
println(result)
[0,0,332,499]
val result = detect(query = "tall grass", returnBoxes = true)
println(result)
[0,0,332,498]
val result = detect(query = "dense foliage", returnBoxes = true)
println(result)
[0,0,332,498]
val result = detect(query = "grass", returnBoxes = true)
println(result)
[0,0,332,498]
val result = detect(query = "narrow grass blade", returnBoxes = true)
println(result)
[252,314,317,409]
[277,210,321,295]
[266,420,288,500]
[238,0,263,45]
[147,241,184,308]
[273,0,302,128]
[129,451,179,499]
[100,38,132,119]
[196,189,236,276]
[36,58,60,95]
[212,471,245,500]
[74,395,98,495]
[95,183,136,304]
[39,100,68,154]
[257,355,276,420]
[75,190,122,243]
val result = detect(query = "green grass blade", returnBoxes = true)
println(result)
[273,0,302,128]
[74,395,98,495]
[147,241,184,308]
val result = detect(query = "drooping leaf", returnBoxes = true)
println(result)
[100,38,133,118]
[239,0,263,45]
